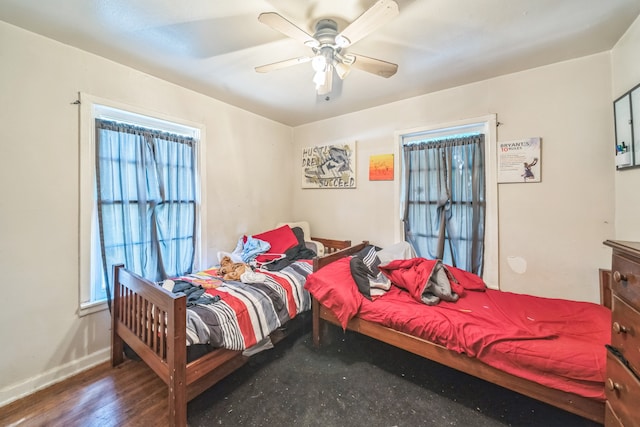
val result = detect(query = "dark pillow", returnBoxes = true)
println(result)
[349,245,391,300]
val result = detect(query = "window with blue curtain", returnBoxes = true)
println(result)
[94,118,198,305]
[402,134,485,276]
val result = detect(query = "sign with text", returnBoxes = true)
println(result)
[498,137,541,183]
[301,142,357,189]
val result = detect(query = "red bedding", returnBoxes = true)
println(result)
[305,257,611,400]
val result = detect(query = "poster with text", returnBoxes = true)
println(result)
[301,142,356,189]
[498,137,541,183]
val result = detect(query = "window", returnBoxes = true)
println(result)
[402,133,485,274]
[395,115,498,287]
[80,94,206,315]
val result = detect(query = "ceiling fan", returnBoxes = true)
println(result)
[255,0,399,96]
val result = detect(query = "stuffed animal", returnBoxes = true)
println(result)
[219,256,248,281]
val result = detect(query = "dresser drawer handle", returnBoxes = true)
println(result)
[613,322,628,334]
[613,270,633,283]
[606,378,623,392]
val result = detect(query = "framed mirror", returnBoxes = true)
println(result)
[614,83,640,170]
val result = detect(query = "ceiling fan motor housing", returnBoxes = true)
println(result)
[314,19,340,49]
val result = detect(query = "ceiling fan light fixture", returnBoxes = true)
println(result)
[311,55,327,72]
[334,60,351,80]
[315,64,333,95]
[313,70,326,86]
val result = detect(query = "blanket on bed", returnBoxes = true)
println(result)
[305,257,611,399]
[184,260,313,350]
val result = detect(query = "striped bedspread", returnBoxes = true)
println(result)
[184,261,313,350]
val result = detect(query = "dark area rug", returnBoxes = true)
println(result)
[188,322,600,427]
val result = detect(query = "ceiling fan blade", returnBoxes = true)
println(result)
[255,56,312,73]
[258,12,319,47]
[349,53,398,78]
[335,0,399,48]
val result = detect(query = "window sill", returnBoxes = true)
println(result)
[79,299,108,317]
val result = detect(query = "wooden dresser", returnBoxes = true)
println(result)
[603,240,640,426]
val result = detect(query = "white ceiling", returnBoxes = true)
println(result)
[1,0,639,126]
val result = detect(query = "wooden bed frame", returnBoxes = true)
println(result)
[111,237,352,427]
[310,242,606,425]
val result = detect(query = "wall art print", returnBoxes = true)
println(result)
[369,154,394,181]
[301,142,357,189]
[497,137,541,183]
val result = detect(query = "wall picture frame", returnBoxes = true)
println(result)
[497,137,541,183]
[369,154,394,181]
[301,142,357,189]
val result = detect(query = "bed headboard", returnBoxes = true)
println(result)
[313,241,369,271]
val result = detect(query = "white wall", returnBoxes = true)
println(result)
[293,53,615,303]
[0,21,293,405]
[611,15,640,240]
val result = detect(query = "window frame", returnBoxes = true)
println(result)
[78,93,207,316]
[394,114,499,289]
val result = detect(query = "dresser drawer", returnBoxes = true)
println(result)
[606,352,640,426]
[605,401,623,427]
[612,253,640,308]
[612,295,640,377]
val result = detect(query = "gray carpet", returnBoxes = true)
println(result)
[188,318,600,427]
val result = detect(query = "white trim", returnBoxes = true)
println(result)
[0,348,110,407]
[393,114,499,289]
[93,104,200,138]
[78,92,208,316]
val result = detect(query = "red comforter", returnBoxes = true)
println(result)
[305,257,611,400]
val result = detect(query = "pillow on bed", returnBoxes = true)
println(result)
[247,225,299,263]
[305,257,364,330]
[250,225,298,253]
[350,245,391,300]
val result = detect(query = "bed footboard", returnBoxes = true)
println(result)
[112,264,188,426]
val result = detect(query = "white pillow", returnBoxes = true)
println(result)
[377,241,417,266]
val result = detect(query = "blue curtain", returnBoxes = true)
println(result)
[402,134,485,275]
[95,119,197,295]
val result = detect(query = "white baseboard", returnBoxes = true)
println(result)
[0,348,110,408]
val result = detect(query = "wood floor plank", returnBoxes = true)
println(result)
[0,360,169,427]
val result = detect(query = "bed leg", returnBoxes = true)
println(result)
[111,264,125,367]
[168,294,188,427]
[168,372,187,427]
[312,298,328,348]
[312,298,320,347]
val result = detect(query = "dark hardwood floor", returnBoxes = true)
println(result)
[0,360,169,427]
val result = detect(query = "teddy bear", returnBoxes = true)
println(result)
[218,256,248,281]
